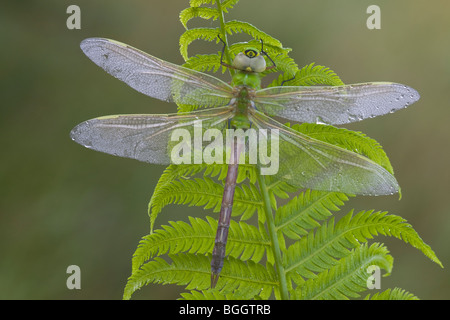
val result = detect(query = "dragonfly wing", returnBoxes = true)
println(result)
[254,82,419,124]
[249,110,399,195]
[80,38,234,108]
[71,107,234,165]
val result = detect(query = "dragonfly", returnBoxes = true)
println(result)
[71,37,420,288]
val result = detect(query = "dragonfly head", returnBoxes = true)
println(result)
[232,47,266,73]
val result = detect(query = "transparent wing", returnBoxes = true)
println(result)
[254,82,420,125]
[70,107,234,165]
[249,109,399,195]
[80,38,234,108]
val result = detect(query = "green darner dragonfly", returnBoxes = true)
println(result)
[71,37,420,288]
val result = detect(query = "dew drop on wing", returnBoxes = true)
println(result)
[315,116,327,125]
[71,121,93,149]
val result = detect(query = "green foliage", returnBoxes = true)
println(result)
[364,287,419,300]
[290,123,395,174]
[124,0,441,300]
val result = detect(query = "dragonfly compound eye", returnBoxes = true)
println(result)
[244,49,259,58]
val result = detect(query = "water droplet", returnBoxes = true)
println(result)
[315,116,326,125]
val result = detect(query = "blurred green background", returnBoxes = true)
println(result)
[1,0,449,299]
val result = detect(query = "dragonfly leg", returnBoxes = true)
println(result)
[259,39,276,71]
[280,74,296,86]
[218,35,236,70]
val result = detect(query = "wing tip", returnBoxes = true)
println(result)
[409,86,420,103]
[80,37,113,53]
[70,120,94,148]
[395,82,420,104]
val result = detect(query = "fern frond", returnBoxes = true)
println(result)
[180,28,220,61]
[297,243,393,300]
[263,52,298,78]
[340,210,442,267]
[289,123,395,174]
[149,164,259,230]
[284,210,442,281]
[275,190,350,239]
[225,20,282,48]
[190,0,216,7]
[226,219,270,262]
[132,216,270,273]
[149,176,263,231]
[180,7,220,30]
[180,289,243,300]
[215,258,276,299]
[183,53,222,73]
[124,253,211,300]
[295,63,344,86]
[133,216,214,272]
[364,287,419,300]
[149,176,221,228]
[180,0,240,29]
[124,253,276,300]
[269,62,344,87]
[220,0,240,12]
[284,216,350,281]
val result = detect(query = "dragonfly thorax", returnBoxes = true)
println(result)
[229,85,255,130]
[231,70,262,90]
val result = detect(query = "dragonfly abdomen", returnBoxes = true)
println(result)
[210,138,241,288]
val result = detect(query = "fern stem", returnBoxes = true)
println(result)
[216,0,235,77]
[257,171,289,300]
